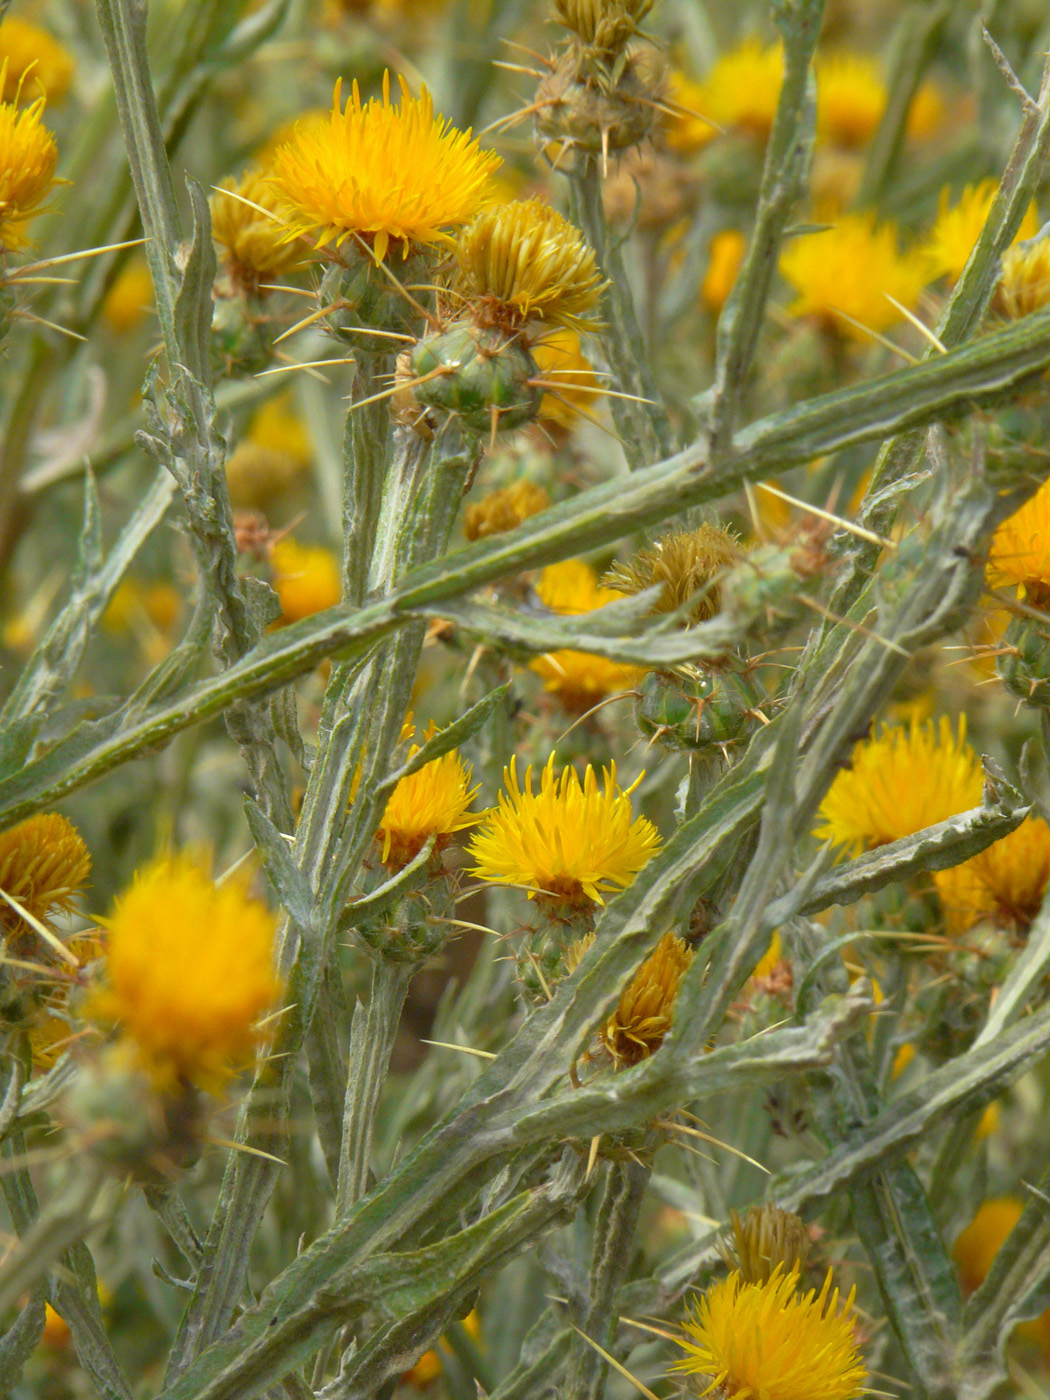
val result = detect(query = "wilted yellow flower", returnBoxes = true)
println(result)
[723,1205,810,1285]
[687,38,784,143]
[673,1266,866,1400]
[816,716,983,856]
[0,79,59,250]
[212,169,305,292]
[468,756,660,907]
[454,199,605,334]
[603,525,739,623]
[0,813,91,949]
[271,538,341,623]
[934,817,1050,935]
[531,329,603,426]
[102,256,154,333]
[702,229,746,312]
[464,480,550,540]
[815,51,885,149]
[376,727,481,870]
[780,211,926,338]
[269,73,499,261]
[987,476,1050,605]
[923,179,1040,286]
[1000,233,1050,319]
[0,18,74,104]
[601,931,692,1065]
[89,853,282,1094]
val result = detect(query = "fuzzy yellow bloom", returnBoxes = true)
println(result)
[1000,233,1050,319]
[212,169,305,292]
[530,558,643,711]
[815,51,886,149]
[702,229,746,312]
[682,38,784,144]
[934,817,1050,935]
[780,211,926,338]
[454,199,606,334]
[464,480,550,541]
[376,728,481,870]
[468,756,659,907]
[673,1266,866,1400]
[923,179,1040,286]
[816,716,983,856]
[271,538,341,623]
[987,476,1050,604]
[0,79,59,250]
[601,931,692,1065]
[530,329,603,426]
[0,18,74,104]
[102,256,154,333]
[663,70,717,153]
[0,813,91,948]
[89,853,282,1094]
[269,73,499,261]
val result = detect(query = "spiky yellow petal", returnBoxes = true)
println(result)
[934,816,1050,935]
[923,179,1040,286]
[987,476,1050,602]
[0,813,91,941]
[377,728,481,870]
[815,51,886,150]
[0,79,59,250]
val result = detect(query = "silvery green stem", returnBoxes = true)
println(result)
[565,1158,650,1400]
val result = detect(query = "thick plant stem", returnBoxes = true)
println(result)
[566,1158,650,1400]
[568,156,675,467]
[335,958,415,1217]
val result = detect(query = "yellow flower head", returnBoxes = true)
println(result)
[664,70,717,153]
[673,1266,866,1400]
[0,18,74,104]
[603,525,740,623]
[270,538,341,623]
[102,256,154,333]
[816,715,983,856]
[0,813,91,946]
[269,73,499,261]
[815,51,886,150]
[923,179,1040,286]
[530,328,603,426]
[702,229,746,312]
[999,232,1050,320]
[454,199,606,335]
[934,816,1050,935]
[780,211,926,339]
[530,557,643,711]
[376,727,481,870]
[601,931,693,1065]
[467,756,660,907]
[987,476,1050,602]
[212,168,305,292]
[464,480,550,541]
[954,1197,1022,1294]
[693,38,784,142]
[535,557,620,614]
[89,853,282,1094]
[0,79,59,250]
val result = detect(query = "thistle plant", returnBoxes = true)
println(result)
[7,3,1050,1400]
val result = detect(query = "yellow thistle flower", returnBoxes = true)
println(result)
[212,169,305,292]
[752,928,784,980]
[934,816,1050,935]
[89,853,282,1094]
[468,756,660,907]
[102,256,154,333]
[269,73,499,261]
[255,108,329,167]
[664,70,717,153]
[702,229,746,312]
[673,1266,866,1400]
[923,179,1040,286]
[987,476,1050,604]
[531,329,603,427]
[603,525,740,623]
[815,51,886,150]
[376,727,482,870]
[453,199,606,335]
[690,38,784,143]
[816,716,983,856]
[270,538,341,623]
[0,78,59,251]
[464,480,550,541]
[780,211,926,338]
[0,813,91,946]
[601,931,692,1065]
[0,18,74,104]
[530,557,643,711]
[1000,233,1050,319]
